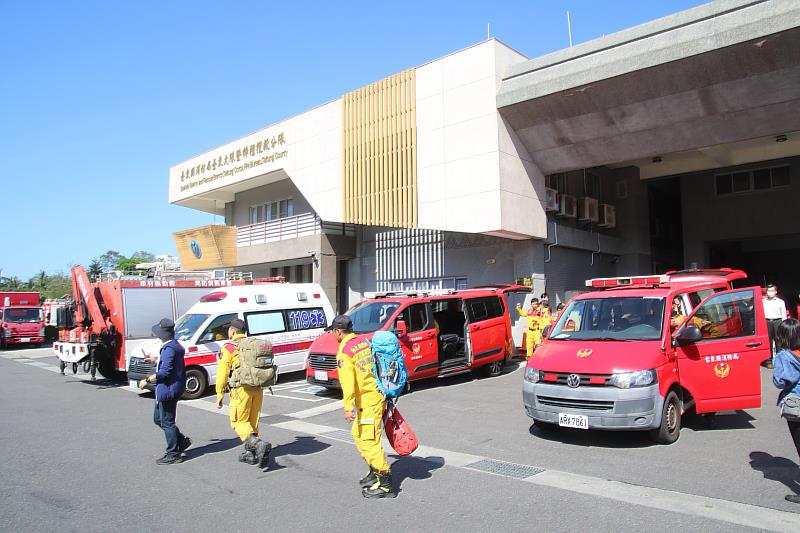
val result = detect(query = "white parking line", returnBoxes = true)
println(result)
[284,400,343,419]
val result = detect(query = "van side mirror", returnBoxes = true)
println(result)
[676,325,702,345]
[393,320,408,337]
[200,332,216,344]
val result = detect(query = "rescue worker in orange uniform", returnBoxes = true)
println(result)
[538,293,554,333]
[329,314,396,499]
[516,298,541,358]
[215,318,271,467]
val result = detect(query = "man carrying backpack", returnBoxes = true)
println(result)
[328,314,396,498]
[215,318,272,467]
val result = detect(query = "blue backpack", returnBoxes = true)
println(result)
[371,330,408,400]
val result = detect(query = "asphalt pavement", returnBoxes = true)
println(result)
[1,346,799,532]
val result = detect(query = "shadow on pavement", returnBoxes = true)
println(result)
[389,454,445,493]
[407,360,523,393]
[528,423,657,449]
[267,436,332,471]
[748,451,800,496]
[682,410,757,432]
[183,438,241,461]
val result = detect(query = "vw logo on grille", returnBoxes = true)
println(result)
[566,374,581,388]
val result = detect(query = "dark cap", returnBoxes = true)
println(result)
[228,318,246,332]
[151,318,175,340]
[325,314,352,332]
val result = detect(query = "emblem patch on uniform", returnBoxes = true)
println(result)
[714,362,730,379]
[577,348,593,358]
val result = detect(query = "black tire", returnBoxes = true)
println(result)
[482,359,504,377]
[182,368,208,400]
[650,390,682,444]
[96,357,123,380]
[72,362,78,374]
[82,360,91,373]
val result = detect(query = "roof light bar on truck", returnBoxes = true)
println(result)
[585,275,669,288]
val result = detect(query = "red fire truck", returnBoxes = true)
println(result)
[0,292,45,348]
[523,269,769,444]
[53,265,249,380]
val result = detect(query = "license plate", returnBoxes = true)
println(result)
[20,338,30,343]
[314,370,328,382]
[558,413,588,429]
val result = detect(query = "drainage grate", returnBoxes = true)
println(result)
[320,430,354,443]
[464,458,544,479]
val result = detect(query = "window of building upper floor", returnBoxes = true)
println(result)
[249,198,294,224]
[715,165,791,196]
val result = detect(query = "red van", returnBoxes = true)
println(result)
[306,285,530,388]
[523,269,769,444]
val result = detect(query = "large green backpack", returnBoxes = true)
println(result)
[229,337,277,388]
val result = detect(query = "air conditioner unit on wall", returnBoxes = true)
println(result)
[557,194,577,218]
[578,197,599,223]
[599,204,616,228]
[545,188,560,212]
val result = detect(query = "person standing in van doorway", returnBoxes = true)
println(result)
[215,318,271,467]
[139,318,191,465]
[516,298,541,358]
[329,315,396,499]
[764,285,788,369]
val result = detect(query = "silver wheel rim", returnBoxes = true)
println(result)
[666,401,678,432]
[186,376,200,394]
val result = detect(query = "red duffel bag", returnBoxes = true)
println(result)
[383,404,418,456]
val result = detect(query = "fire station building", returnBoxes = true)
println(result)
[169,0,800,313]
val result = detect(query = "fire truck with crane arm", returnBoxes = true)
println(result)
[53,265,249,380]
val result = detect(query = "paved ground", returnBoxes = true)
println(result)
[1,346,799,532]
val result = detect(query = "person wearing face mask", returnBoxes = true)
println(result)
[763,284,788,369]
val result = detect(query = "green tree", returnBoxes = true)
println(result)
[98,250,122,272]
[88,259,102,280]
[115,257,146,272]
[131,251,155,263]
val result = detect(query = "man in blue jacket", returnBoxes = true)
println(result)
[139,318,191,465]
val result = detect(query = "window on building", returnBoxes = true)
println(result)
[715,165,791,196]
[249,198,294,224]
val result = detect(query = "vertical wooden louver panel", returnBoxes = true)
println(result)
[342,70,416,227]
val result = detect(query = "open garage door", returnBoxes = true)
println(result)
[709,234,800,316]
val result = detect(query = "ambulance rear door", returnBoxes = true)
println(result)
[674,287,768,414]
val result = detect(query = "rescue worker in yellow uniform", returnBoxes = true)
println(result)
[215,318,271,467]
[536,294,554,344]
[516,298,541,358]
[329,314,396,499]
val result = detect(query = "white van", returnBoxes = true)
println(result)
[127,280,334,399]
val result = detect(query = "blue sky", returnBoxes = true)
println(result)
[0,0,706,280]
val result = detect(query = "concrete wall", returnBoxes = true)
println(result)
[232,179,313,227]
[681,156,800,265]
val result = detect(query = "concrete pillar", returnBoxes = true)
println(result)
[313,253,338,312]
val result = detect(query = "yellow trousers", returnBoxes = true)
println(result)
[229,385,263,441]
[351,400,389,473]
[525,329,541,358]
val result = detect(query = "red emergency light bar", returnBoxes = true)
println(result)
[586,275,669,288]
[200,291,227,302]
[254,277,286,284]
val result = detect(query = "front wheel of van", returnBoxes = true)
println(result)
[650,391,681,445]
[182,368,207,400]
[482,360,504,378]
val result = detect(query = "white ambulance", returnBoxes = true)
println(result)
[127,279,334,399]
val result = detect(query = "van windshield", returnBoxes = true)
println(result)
[174,313,210,341]
[3,308,43,323]
[550,297,665,341]
[347,302,401,334]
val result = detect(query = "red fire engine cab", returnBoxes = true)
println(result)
[524,269,769,444]
[53,265,248,380]
[0,292,45,348]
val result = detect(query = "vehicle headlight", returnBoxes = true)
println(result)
[609,369,657,389]
[40,327,45,336]
[524,367,541,383]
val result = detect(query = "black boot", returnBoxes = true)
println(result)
[244,434,272,468]
[362,471,396,499]
[359,466,377,488]
[239,449,257,465]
